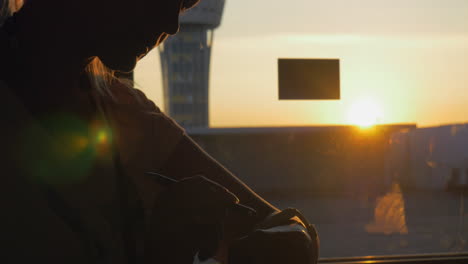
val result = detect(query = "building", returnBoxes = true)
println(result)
[159,0,225,128]
[188,124,415,197]
[385,124,468,190]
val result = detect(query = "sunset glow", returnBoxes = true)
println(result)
[136,0,468,128]
[348,98,383,128]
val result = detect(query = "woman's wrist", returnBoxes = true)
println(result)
[255,208,301,230]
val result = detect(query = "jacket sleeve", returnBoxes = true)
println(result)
[159,136,279,220]
[104,83,277,220]
[101,83,185,215]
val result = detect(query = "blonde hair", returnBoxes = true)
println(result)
[85,57,119,99]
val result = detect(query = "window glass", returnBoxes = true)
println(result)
[136,0,468,258]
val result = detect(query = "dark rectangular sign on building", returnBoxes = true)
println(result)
[278,58,340,100]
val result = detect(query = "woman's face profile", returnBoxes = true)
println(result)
[88,0,199,72]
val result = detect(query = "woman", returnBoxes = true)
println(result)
[0,0,318,263]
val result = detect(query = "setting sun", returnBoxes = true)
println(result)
[348,98,383,128]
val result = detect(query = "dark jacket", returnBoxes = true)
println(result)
[0,76,277,263]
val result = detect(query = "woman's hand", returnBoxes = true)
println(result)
[228,209,320,264]
[145,175,239,263]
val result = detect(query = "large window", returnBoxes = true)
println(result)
[136,0,468,258]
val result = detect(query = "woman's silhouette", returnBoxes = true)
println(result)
[0,0,318,263]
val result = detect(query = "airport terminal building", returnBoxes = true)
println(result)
[188,125,416,197]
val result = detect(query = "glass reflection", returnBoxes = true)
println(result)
[366,183,408,235]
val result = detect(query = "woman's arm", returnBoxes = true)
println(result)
[106,83,277,221]
[106,84,317,262]
[158,134,279,221]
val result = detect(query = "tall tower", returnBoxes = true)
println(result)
[159,0,225,129]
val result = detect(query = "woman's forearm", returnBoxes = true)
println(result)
[158,135,279,221]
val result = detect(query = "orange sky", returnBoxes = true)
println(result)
[135,0,468,128]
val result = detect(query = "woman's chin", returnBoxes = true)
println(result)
[99,55,138,73]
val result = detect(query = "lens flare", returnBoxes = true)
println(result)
[96,130,109,145]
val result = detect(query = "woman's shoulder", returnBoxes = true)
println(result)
[98,79,187,173]
[99,79,185,134]
[103,79,162,113]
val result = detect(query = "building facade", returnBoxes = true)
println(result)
[159,0,225,128]
[386,124,468,190]
[188,125,416,196]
